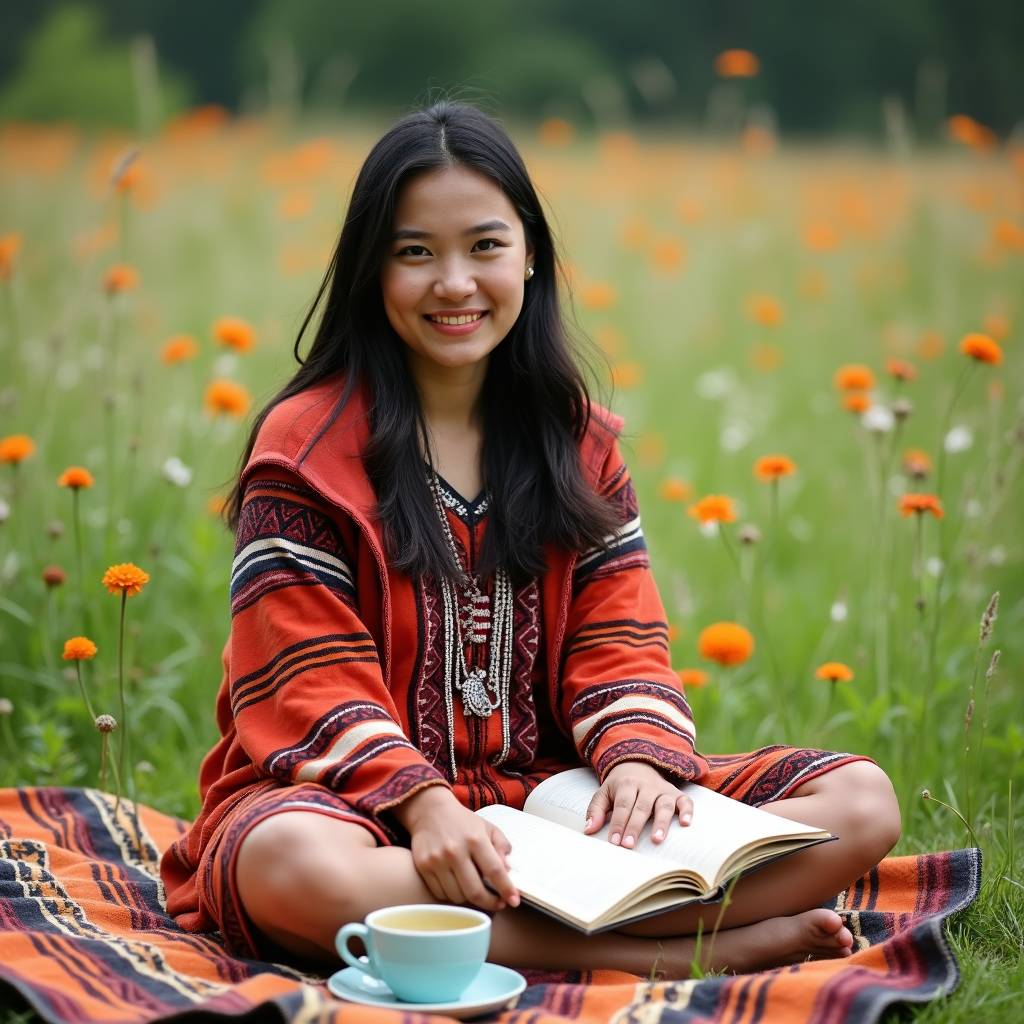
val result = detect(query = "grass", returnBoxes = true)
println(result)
[0,115,1022,1020]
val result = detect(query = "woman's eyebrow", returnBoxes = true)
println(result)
[391,219,512,241]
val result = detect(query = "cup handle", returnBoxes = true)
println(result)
[336,923,378,980]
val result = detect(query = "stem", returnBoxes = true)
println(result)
[75,661,98,722]
[99,732,108,791]
[923,791,980,851]
[116,591,128,810]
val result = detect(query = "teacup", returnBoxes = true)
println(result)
[335,904,491,1003]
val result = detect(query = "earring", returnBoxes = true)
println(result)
[525,266,534,280]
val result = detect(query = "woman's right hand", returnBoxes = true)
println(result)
[396,787,520,913]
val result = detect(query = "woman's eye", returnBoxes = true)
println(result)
[474,238,503,252]
[398,245,429,257]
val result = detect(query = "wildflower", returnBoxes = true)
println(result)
[834,364,876,391]
[715,49,760,78]
[885,358,917,381]
[842,393,871,414]
[213,316,255,352]
[959,333,1002,366]
[902,449,932,479]
[916,330,944,360]
[746,294,783,328]
[0,697,12,715]
[162,456,193,487]
[802,222,839,252]
[667,624,681,642]
[695,368,736,400]
[982,313,1009,342]
[610,362,642,389]
[207,495,228,517]
[720,421,753,452]
[698,622,755,666]
[57,466,94,489]
[979,592,999,644]
[676,668,709,689]
[659,478,693,502]
[161,335,199,364]
[46,520,64,538]
[102,263,139,295]
[102,562,150,596]
[861,406,895,433]
[892,397,913,422]
[95,714,117,733]
[754,454,796,481]
[0,233,21,280]
[830,600,848,623]
[944,426,973,453]
[204,379,252,418]
[738,524,761,545]
[42,565,66,588]
[539,117,574,147]
[688,495,738,525]
[0,434,35,464]
[580,282,616,311]
[63,636,98,660]
[650,239,686,273]
[815,662,854,683]
[899,494,944,519]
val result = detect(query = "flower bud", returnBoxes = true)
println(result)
[0,697,13,715]
[94,714,118,733]
[42,565,66,588]
[738,524,762,545]
[892,397,913,421]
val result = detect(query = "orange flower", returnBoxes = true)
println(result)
[982,313,1010,342]
[580,282,617,311]
[916,330,944,361]
[103,263,139,295]
[659,478,693,503]
[161,334,199,364]
[833,364,876,391]
[842,392,871,414]
[698,622,755,666]
[898,493,944,519]
[204,379,252,418]
[902,449,932,479]
[207,495,228,517]
[63,636,98,660]
[714,49,760,78]
[213,316,255,352]
[57,466,94,489]
[815,662,854,683]
[539,117,574,148]
[42,565,67,588]
[0,434,35,464]
[746,293,783,328]
[959,333,1002,366]
[946,114,997,151]
[0,233,22,280]
[748,342,783,372]
[609,362,642,389]
[802,222,839,252]
[667,623,681,642]
[885,358,917,381]
[650,238,687,273]
[688,494,738,525]
[676,668,709,689]
[753,454,796,481]
[102,562,150,597]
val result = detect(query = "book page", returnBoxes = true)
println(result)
[524,767,829,888]
[476,803,681,929]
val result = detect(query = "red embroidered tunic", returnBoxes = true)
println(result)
[161,376,707,935]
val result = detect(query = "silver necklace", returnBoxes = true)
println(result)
[427,469,514,781]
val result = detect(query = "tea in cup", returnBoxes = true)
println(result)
[335,904,491,1003]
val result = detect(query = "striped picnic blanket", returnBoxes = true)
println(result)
[0,787,980,1023]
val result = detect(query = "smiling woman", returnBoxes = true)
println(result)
[159,100,900,982]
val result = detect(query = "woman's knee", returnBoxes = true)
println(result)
[235,811,377,928]
[828,761,902,859]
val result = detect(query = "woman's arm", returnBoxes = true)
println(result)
[228,467,452,818]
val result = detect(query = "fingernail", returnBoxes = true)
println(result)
[611,832,620,844]
[682,813,692,825]
[585,816,593,830]
[623,835,634,848]
[653,828,664,841]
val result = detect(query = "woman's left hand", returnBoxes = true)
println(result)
[583,761,693,848]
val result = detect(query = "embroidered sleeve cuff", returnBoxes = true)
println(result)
[356,761,453,817]
[595,738,708,787]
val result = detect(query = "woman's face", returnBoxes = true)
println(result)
[381,165,534,383]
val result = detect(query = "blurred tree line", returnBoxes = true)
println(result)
[1,0,1021,137]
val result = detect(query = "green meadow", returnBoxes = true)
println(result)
[0,118,1021,1018]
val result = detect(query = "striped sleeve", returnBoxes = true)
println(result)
[560,439,708,786]
[228,468,451,814]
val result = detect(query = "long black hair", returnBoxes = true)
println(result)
[225,100,620,586]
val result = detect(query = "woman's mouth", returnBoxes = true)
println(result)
[423,311,489,335]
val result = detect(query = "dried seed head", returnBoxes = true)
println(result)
[136,760,155,774]
[921,789,931,800]
[985,649,1001,682]
[738,523,762,545]
[94,714,118,733]
[0,697,13,715]
[892,397,913,421]
[979,591,999,643]
[46,520,65,540]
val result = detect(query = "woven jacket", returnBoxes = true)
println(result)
[161,374,707,927]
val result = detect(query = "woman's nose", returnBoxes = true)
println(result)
[433,261,476,299]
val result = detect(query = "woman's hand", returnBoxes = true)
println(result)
[583,761,693,848]
[395,786,521,913]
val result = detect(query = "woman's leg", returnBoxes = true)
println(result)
[616,759,901,938]
[234,807,857,978]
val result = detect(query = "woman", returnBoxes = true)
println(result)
[160,101,901,978]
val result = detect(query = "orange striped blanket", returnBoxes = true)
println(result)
[0,787,979,1023]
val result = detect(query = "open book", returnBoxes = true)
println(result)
[476,767,833,934]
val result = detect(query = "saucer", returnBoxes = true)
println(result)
[327,962,527,1019]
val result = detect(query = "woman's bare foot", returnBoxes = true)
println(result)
[667,908,854,977]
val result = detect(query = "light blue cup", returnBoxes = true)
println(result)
[335,904,491,1003]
